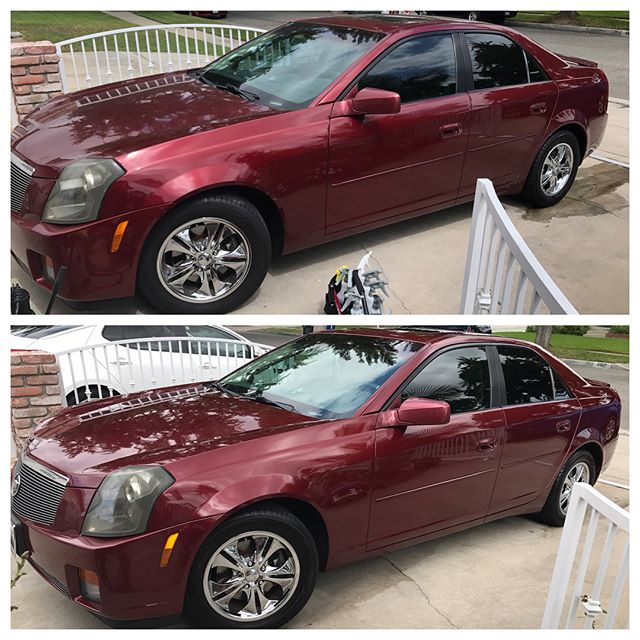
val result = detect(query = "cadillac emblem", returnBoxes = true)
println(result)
[11,474,20,498]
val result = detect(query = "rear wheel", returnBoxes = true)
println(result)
[185,505,318,628]
[520,130,580,207]
[537,450,596,526]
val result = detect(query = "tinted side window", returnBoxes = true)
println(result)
[401,346,491,414]
[498,346,556,405]
[551,368,571,400]
[525,51,549,83]
[465,32,528,89]
[360,33,457,103]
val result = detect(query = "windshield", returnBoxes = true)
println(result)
[200,22,384,110]
[219,333,423,419]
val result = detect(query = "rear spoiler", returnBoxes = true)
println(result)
[555,53,598,68]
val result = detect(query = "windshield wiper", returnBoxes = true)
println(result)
[243,392,295,413]
[191,69,260,103]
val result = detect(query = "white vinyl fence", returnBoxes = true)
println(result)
[55,23,266,92]
[541,482,629,629]
[56,336,256,405]
[460,179,578,314]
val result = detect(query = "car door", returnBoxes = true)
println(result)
[488,344,583,513]
[368,345,506,551]
[326,32,471,234]
[458,31,559,198]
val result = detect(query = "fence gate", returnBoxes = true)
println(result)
[460,179,578,314]
[541,482,629,629]
[55,23,266,92]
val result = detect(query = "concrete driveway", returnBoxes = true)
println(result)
[11,361,629,629]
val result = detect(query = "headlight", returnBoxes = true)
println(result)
[82,466,174,537]
[43,158,124,224]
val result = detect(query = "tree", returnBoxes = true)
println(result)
[535,326,553,349]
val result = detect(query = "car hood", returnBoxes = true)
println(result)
[26,384,315,487]
[11,71,279,173]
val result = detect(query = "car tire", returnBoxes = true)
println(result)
[537,450,597,527]
[520,130,581,208]
[185,505,319,629]
[138,193,271,314]
[66,385,120,406]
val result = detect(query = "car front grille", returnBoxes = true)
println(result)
[11,153,35,212]
[11,455,69,526]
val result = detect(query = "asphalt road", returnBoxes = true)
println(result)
[227,11,629,100]
[234,328,629,432]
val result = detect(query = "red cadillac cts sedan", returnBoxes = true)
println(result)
[10,15,608,313]
[11,329,620,628]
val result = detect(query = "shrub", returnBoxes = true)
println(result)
[552,326,590,336]
[608,325,629,335]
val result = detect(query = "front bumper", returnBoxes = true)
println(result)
[11,204,167,302]
[14,513,218,621]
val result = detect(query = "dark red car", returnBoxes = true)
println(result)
[11,14,608,314]
[11,329,620,628]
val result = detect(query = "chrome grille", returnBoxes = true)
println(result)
[11,153,35,212]
[11,456,68,526]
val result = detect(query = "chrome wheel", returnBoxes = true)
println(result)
[203,531,300,622]
[540,142,574,197]
[156,217,251,304]
[559,461,590,515]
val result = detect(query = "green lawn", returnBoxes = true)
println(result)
[494,332,629,364]
[11,11,134,43]
[509,11,629,30]
[11,11,213,55]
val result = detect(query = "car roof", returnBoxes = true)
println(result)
[325,327,539,350]
[295,13,466,35]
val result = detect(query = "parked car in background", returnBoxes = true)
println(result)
[11,14,608,314]
[11,329,621,628]
[423,11,518,24]
[10,324,271,404]
[175,11,228,19]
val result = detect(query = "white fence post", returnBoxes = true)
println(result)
[460,179,578,315]
[541,482,629,629]
[55,23,266,93]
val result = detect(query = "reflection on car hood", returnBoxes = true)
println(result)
[26,384,315,487]
[11,71,278,171]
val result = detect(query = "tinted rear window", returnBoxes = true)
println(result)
[465,32,528,89]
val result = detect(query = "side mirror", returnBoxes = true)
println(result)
[352,87,401,115]
[397,397,451,426]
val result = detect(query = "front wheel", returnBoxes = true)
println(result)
[520,130,581,208]
[185,505,318,628]
[138,193,271,314]
[537,450,596,526]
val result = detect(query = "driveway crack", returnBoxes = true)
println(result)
[383,556,459,628]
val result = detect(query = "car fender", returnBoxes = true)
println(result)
[194,473,322,522]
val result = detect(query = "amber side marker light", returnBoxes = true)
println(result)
[78,568,101,602]
[160,532,180,567]
[110,220,129,253]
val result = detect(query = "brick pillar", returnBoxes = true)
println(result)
[10,41,63,122]
[11,350,63,450]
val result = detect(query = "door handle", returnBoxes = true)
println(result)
[439,122,463,137]
[476,437,497,452]
[109,358,129,366]
[530,102,547,115]
[556,419,572,433]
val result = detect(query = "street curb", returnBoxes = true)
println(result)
[508,20,629,37]
[563,358,629,371]
[609,97,630,106]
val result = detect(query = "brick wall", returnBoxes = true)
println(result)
[11,41,63,122]
[11,351,63,449]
